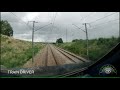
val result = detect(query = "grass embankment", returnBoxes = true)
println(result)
[57,37,120,61]
[1,34,45,68]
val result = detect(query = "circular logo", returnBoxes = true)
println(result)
[99,64,117,76]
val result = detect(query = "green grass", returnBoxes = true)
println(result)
[57,37,120,61]
[1,34,45,68]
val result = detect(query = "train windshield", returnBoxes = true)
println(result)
[0,12,119,77]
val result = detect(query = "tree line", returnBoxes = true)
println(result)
[0,20,13,36]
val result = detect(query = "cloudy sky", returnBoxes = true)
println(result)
[1,12,119,42]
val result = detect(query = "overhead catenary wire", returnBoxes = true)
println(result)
[89,22,119,30]
[2,13,29,25]
[80,12,95,22]
[74,12,118,35]
[73,12,95,30]
[47,12,57,42]
[2,12,32,31]
[33,13,53,30]
[10,12,32,29]
[72,24,86,32]
[51,12,57,30]
[89,12,118,24]
[73,12,114,30]
[89,18,119,29]
[34,23,52,32]
[49,12,58,32]
[88,18,119,30]
[10,12,27,24]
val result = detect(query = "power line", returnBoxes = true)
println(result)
[84,12,93,19]
[53,12,57,22]
[73,12,95,29]
[34,15,41,21]
[89,12,118,24]
[72,24,86,32]
[34,23,52,32]
[49,12,56,25]
[80,12,95,22]
[52,12,57,29]
[49,13,57,31]
[89,22,119,30]
[89,18,119,29]
[10,12,31,29]
[10,12,27,24]
[73,12,115,29]
[48,12,57,42]
[2,12,29,26]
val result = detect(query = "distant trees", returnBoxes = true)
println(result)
[56,38,63,43]
[0,20,13,36]
[72,39,79,42]
[72,39,83,42]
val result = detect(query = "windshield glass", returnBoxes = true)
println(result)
[1,12,119,77]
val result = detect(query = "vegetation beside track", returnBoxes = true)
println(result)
[1,34,45,68]
[57,37,120,61]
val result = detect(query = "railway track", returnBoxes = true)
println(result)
[44,44,89,66]
[53,45,89,62]
[1,44,91,76]
[54,46,89,62]
[24,44,90,67]
[47,44,58,66]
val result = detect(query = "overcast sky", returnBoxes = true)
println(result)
[1,12,119,42]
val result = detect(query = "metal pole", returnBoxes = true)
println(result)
[28,21,51,63]
[32,21,35,63]
[66,29,67,42]
[84,23,89,60]
[72,23,89,59]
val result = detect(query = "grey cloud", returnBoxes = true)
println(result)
[1,12,119,42]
